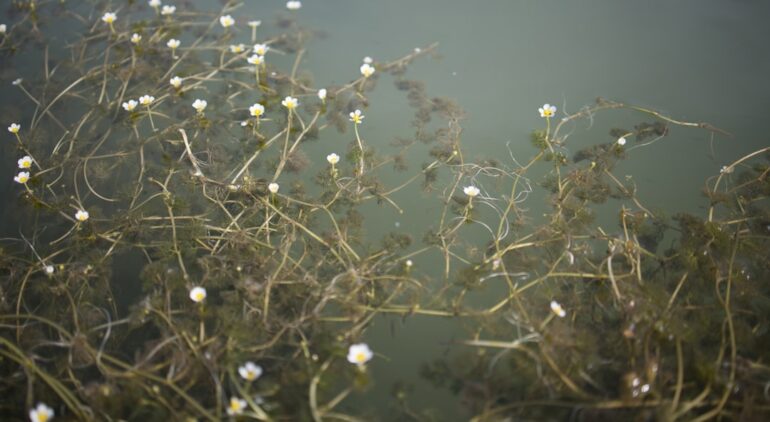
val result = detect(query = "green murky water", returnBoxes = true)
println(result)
[1,1,769,420]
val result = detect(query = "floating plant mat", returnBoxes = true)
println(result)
[1,1,769,421]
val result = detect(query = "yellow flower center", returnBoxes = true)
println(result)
[193,292,204,301]
[19,175,29,183]
[38,413,50,422]
[543,110,553,117]
[355,352,367,363]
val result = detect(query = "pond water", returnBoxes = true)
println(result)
[1,0,769,421]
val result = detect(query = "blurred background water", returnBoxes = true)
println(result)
[2,0,770,419]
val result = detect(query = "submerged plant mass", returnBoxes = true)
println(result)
[1,1,769,421]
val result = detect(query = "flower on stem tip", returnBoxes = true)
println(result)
[318,88,327,101]
[29,403,54,422]
[0,24,6,34]
[14,171,30,184]
[18,156,33,169]
[226,397,247,416]
[247,54,264,65]
[281,96,298,110]
[253,43,269,56]
[248,21,261,28]
[170,76,182,88]
[149,0,161,7]
[45,265,55,275]
[360,63,375,78]
[550,300,566,318]
[189,286,206,303]
[326,153,340,165]
[75,210,89,222]
[347,343,373,366]
[238,361,263,381]
[167,39,180,49]
[161,5,176,15]
[139,95,154,106]
[101,12,117,24]
[349,109,364,124]
[463,186,480,197]
[268,183,279,194]
[286,1,302,10]
[230,44,246,54]
[617,137,627,146]
[219,15,235,28]
[130,33,142,44]
[8,123,20,133]
[538,103,556,118]
[122,100,138,111]
[249,104,265,117]
[192,99,207,113]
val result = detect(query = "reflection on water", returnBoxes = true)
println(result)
[1,0,769,420]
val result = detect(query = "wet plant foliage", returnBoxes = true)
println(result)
[1,1,769,421]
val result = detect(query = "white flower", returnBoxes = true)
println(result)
[12,78,22,86]
[363,56,373,64]
[268,182,279,194]
[238,361,263,381]
[317,88,327,101]
[349,109,364,124]
[189,286,206,303]
[149,0,161,7]
[17,156,33,169]
[720,165,734,174]
[14,171,30,184]
[75,210,89,222]
[161,5,176,15]
[538,103,556,118]
[248,20,261,28]
[44,265,55,275]
[247,54,264,65]
[219,15,235,28]
[192,99,207,113]
[170,76,182,88]
[8,123,20,133]
[463,186,480,197]
[29,403,54,422]
[249,103,265,117]
[347,343,373,366]
[360,63,375,78]
[281,96,298,110]
[167,38,180,49]
[326,153,340,165]
[226,397,247,416]
[617,137,627,146]
[102,12,117,24]
[130,33,142,44]
[550,300,566,318]
[253,43,269,56]
[139,95,155,106]
[405,259,413,268]
[0,24,6,35]
[122,99,138,111]
[286,1,302,10]
[229,44,245,54]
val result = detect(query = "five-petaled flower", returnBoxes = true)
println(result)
[360,63,375,78]
[130,33,142,44]
[463,186,480,197]
[29,402,54,422]
[247,54,264,65]
[230,44,245,54]
[226,397,247,416]
[318,88,327,101]
[347,343,373,366]
[286,1,302,10]
[268,183,279,194]
[349,109,364,124]
[122,100,138,111]
[238,361,263,381]
[167,38,180,49]
[14,171,30,184]
[253,43,269,56]
[189,286,206,303]
[8,123,20,134]
[249,104,265,118]
[550,300,566,318]
[281,96,298,110]
[192,99,207,113]
[139,95,155,106]
[170,76,183,88]
[219,15,235,28]
[102,12,117,24]
[326,153,340,165]
[538,103,556,118]
[161,5,176,15]
[18,156,32,169]
[75,210,90,222]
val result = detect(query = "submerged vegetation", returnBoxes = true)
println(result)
[1,1,769,421]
